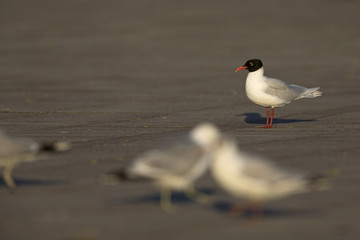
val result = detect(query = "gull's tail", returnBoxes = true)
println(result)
[307,174,329,191]
[296,87,322,99]
[98,169,126,186]
[40,141,72,152]
[307,168,338,191]
[98,168,145,185]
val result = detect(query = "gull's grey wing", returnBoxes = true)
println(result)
[264,77,308,101]
[0,130,39,157]
[130,136,207,176]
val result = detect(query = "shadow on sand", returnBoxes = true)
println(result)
[125,188,216,205]
[118,188,316,219]
[0,178,63,187]
[237,113,316,125]
[211,200,316,219]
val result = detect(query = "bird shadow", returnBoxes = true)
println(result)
[237,112,316,125]
[0,178,64,188]
[122,188,217,205]
[211,200,318,219]
[115,188,316,219]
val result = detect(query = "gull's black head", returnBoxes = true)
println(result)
[236,59,263,72]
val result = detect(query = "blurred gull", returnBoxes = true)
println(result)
[0,129,71,189]
[100,123,222,212]
[211,136,328,218]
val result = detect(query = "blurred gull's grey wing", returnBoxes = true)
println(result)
[0,131,39,158]
[130,136,207,177]
[264,77,308,101]
[240,151,304,183]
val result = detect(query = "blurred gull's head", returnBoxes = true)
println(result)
[190,123,222,150]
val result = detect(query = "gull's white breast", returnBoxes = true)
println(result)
[245,68,289,107]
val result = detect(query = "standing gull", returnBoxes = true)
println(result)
[0,129,71,189]
[211,137,328,218]
[236,59,322,128]
[101,123,222,212]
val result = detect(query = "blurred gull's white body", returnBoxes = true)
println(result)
[0,130,71,188]
[211,138,315,201]
[211,137,327,217]
[104,123,222,212]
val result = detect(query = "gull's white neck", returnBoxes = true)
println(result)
[247,67,265,79]
[245,67,272,107]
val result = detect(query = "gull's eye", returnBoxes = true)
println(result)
[249,62,253,67]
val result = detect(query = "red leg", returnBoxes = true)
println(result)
[269,107,274,128]
[230,201,264,223]
[259,107,271,128]
[230,202,246,217]
[249,201,264,223]
[266,107,269,126]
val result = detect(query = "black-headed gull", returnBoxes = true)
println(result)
[211,136,328,218]
[236,59,322,128]
[100,123,222,212]
[0,130,71,189]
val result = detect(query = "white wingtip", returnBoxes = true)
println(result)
[52,141,72,152]
[312,90,322,97]
[298,87,322,99]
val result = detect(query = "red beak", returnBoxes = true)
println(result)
[235,66,247,72]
